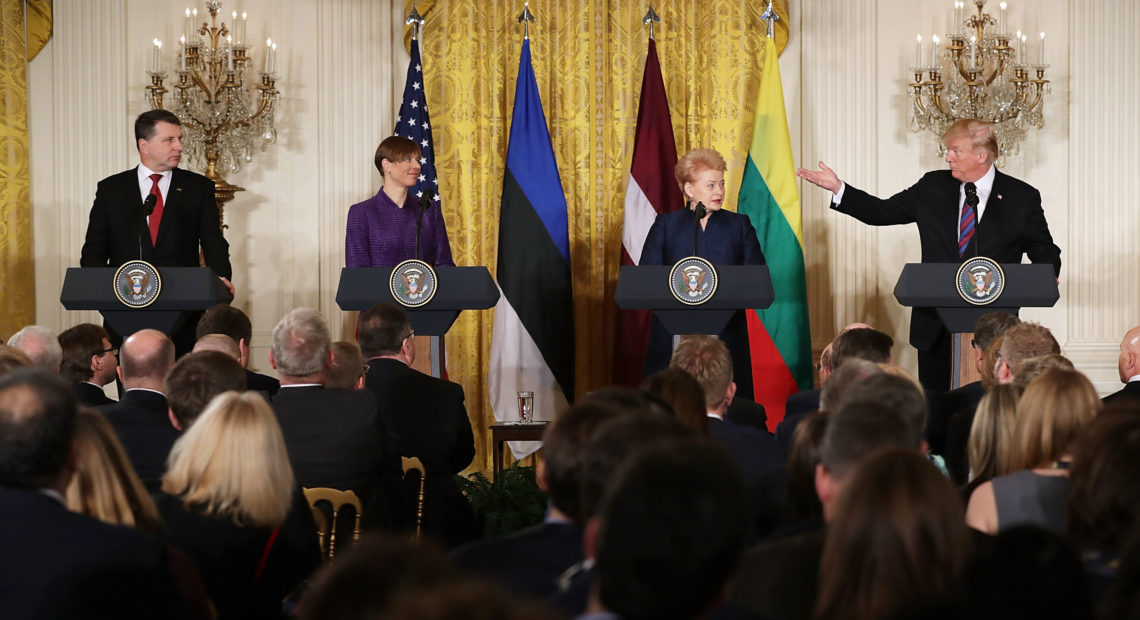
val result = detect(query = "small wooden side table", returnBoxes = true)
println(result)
[489,422,548,479]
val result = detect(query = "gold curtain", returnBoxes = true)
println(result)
[405,0,789,473]
[0,0,51,339]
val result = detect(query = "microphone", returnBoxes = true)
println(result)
[964,183,980,258]
[139,194,158,259]
[692,201,707,256]
[415,195,432,261]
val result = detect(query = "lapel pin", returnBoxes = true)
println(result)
[996,193,1002,200]
[175,187,183,191]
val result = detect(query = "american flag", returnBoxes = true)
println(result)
[393,39,440,206]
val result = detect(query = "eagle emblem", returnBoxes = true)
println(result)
[390,259,438,307]
[669,257,718,305]
[955,257,1005,306]
[113,260,162,308]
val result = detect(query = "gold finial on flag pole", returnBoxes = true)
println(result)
[643,6,661,41]
[406,4,424,41]
[761,1,779,39]
[517,1,535,40]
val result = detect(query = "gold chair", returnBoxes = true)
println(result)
[302,487,362,560]
[401,457,426,541]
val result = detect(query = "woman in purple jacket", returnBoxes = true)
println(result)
[345,136,454,267]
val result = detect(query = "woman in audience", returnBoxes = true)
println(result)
[966,368,1100,534]
[814,448,970,620]
[158,391,320,619]
[1067,403,1140,601]
[964,383,1022,500]
[641,367,708,436]
[66,408,214,619]
[783,409,827,529]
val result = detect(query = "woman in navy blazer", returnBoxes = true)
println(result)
[640,148,766,399]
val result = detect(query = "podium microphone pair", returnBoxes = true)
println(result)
[414,194,432,261]
[138,194,158,260]
[689,200,707,257]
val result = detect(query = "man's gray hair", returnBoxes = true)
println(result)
[7,326,62,372]
[270,308,330,377]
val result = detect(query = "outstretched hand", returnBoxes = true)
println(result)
[796,161,842,194]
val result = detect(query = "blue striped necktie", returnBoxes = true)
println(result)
[959,182,978,257]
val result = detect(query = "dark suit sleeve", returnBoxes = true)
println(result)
[80,179,115,267]
[449,383,476,474]
[640,213,666,266]
[832,178,923,226]
[194,176,232,279]
[739,213,767,265]
[1017,185,1062,276]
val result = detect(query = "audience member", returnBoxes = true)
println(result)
[358,303,478,547]
[784,322,873,418]
[994,322,1060,384]
[1011,353,1074,389]
[1067,404,1140,600]
[165,350,247,430]
[1104,325,1140,405]
[0,344,32,376]
[963,383,1022,500]
[192,332,242,359]
[752,409,829,540]
[0,369,182,617]
[196,303,280,395]
[585,439,748,620]
[966,368,1100,534]
[327,340,366,389]
[669,336,781,484]
[452,400,622,598]
[941,311,1020,411]
[640,367,709,436]
[6,325,62,372]
[269,307,395,528]
[58,323,118,406]
[814,448,970,620]
[734,375,927,620]
[158,391,320,619]
[101,328,178,489]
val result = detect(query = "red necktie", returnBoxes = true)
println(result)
[148,173,164,245]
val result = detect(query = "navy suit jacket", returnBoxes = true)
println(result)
[835,169,1060,350]
[74,381,115,407]
[452,521,584,598]
[1103,381,1140,406]
[80,166,231,278]
[101,389,179,488]
[708,416,783,484]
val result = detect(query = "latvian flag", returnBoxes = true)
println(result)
[612,38,684,387]
[488,38,574,458]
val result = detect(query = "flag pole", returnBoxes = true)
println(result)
[406,4,424,42]
[517,1,535,40]
[643,5,660,41]
[761,1,778,39]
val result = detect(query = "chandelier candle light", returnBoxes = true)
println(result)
[907,0,1048,159]
[146,1,281,218]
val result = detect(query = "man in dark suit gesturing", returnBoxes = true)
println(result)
[797,118,1061,393]
[358,303,479,548]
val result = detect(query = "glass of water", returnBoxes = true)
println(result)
[517,391,534,424]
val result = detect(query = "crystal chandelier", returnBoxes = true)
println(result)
[145,1,280,214]
[907,0,1049,160]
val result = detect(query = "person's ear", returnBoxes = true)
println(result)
[724,381,737,408]
[537,460,549,493]
[268,349,278,370]
[116,366,124,383]
[168,408,183,431]
[583,516,602,561]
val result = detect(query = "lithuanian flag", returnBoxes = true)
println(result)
[737,34,812,430]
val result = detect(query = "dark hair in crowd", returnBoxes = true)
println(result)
[165,351,247,429]
[358,303,412,358]
[641,367,709,436]
[539,401,623,523]
[830,327,893,369]
[1068,404,1140,554]
[196,303,254,345]
[58,323,109,383]
[821,401,924,479]
[0,369,78,488]
[973,311,1021,354]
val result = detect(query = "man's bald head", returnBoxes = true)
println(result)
[119,329,175,390]
[1118,326,1140,384]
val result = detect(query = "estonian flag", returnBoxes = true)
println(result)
[488,39,574,457]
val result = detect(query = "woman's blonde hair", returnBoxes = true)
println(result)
[162,391,294,528]
[673,148,726,191]
[967,383,1022,482]
[66,409,163,533]
[1007,368,1100,472]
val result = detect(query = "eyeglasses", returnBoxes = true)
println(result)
[361,364,370,376]
[970,339,977,349]
[403,330,415,340]
[93,347,118,356]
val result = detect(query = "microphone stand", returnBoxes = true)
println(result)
[691,201,707,256]
[139,194,157,261]
[415,195,432,261]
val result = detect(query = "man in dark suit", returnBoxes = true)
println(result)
[639,148,766,400]
[269,308,395,527]
[358,303,478,547]
[797,118,1061,394]
[58,323,119,406]
[0,369,183,617]
[101,329,178,490]
[1104,325,1140,405]
[165,350,247,431]
[80,109,233,354]
[196,303,280,396]
[452,400,621,597]
[670,335,782,484]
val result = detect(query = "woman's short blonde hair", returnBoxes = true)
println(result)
[162,391,294,528]
[1007,368,1100,471]
[66,409,163,533]
[674,148,726,191]
[968,383,1022,482]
